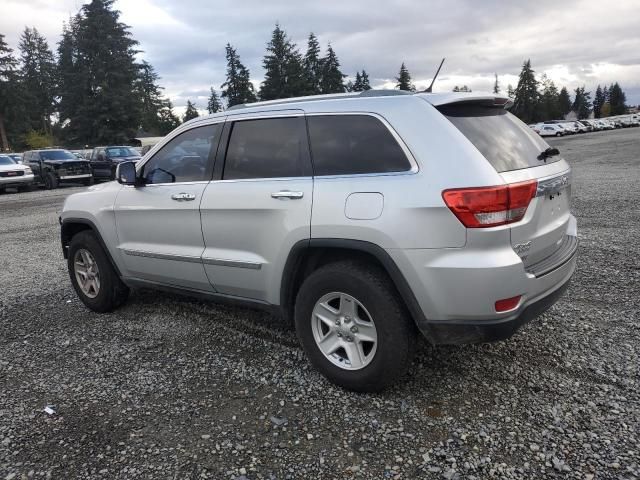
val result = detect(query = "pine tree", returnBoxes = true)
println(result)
[571,86,591,119]
[396,63,414,91]
[183,100,199,122]
[303,33,322,95]
[493,73,500,94]
[57,0,142,145]
[558,86,571,117]
[135,60,166,135]
[259,24,306,100]
[207,88,222,113]
[0,33,22,150]
[511,59,539,123]
[220,43,256,107]
[319,43,345,94]
[360,70,371,90]
[352,71,363,92]
[18,27,57,134]
[538,75,561,120]
[345,80,354,92]
[608,82,627,115]
[157,99,180,134]
[593,85,605,118]
[453,85,471,92]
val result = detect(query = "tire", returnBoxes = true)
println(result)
[294,261,415,392]
[555,132,562,137]
[67,230,129,312]
[43,172,58,190]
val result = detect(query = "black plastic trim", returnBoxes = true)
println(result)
[526,235,578,278]
[60,218,122,277]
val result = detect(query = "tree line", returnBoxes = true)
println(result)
[507,59,629,123]
[0,0,632,150]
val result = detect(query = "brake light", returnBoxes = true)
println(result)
[442,180,537,228]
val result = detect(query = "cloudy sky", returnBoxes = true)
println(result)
[2,0,639,114]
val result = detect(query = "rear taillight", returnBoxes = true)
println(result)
[442,180,537,228]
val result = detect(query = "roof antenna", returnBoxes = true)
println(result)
[424,58,445,93]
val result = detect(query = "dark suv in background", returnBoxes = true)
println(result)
[89,146,141,181]
[24,149,93,189]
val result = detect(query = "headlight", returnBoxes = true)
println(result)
[25,167,33,174]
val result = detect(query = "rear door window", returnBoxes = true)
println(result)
[439,104,560,172]
[223,117,310,179]
[307,115,411,176]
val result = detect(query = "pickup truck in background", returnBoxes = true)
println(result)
[89,146,141,181]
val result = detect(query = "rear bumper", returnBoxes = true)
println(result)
[420,275,572,344]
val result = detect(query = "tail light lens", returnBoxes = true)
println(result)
[442,180,537,228]
[495,295,522,312]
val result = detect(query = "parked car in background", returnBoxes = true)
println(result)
[537,124,565,136]
[90,146,141,181]
[6,153,23,163]
[61,90,577,391]
[0,154,34,193]
[528,124,541,133]
[24,149,93,189]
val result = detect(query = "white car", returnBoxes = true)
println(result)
[538,124,564,137]
[0,154,35,193]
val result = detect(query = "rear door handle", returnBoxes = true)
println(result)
[271,190,304,200]
[171,192,196,201]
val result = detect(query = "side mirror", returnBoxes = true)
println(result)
[116,161,139,185]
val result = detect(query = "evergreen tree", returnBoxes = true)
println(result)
[396,62,415,91]
[453,85,471,92]
[259,24,306,100]
[602,85,609,104]
[352,71,362,91]
[360,70,371,90]
[558,86,571,117]
[207,88,223,113]
[183,100,199,122]
[220,43,256,107]
[538,75,561,120]
[511,59,539,123]
[303,32,322,95]
[319,43,345,94]
[345,79,354,92]
[493,73,500,94]
[571,86,591,119]
[0,33,23,150]
[593,85,605,118]
[157,99,180,134]
[135,60,166,135]
[57,0,141,145]
[18,27,56,134]
[608,82,627,115]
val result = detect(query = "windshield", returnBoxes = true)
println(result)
[439,104,561,172]
[106,147,138,157]
[0,155,16,165]
[40,150,77,161]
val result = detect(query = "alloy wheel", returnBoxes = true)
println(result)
[74,248,101,298]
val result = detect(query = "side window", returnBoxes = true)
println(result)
[307,115,411,176]
[142,124,222,184]
[223,117,309,180]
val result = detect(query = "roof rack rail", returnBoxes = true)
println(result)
[226,89,414,111]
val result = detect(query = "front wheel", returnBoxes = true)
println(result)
[294,261,415,392]
[68,230,129,312]
[556,132,562,137]
[43,172,58,189]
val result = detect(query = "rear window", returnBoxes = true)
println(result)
[439,105,560,172]
[307,115,411,176]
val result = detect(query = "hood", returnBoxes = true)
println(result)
[0,163,31,172]
[44,159,90,166]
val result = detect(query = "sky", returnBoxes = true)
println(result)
[2,0,639,115]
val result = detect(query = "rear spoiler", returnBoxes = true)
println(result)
[417,92,513,109]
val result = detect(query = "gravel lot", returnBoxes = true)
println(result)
[1,128,639,480]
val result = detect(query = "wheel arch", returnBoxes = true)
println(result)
[60,218,122,277]
[280,238,427,330]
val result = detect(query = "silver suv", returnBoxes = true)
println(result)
[61,90,577,391]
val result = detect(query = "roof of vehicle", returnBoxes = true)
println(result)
[183,90,512,127]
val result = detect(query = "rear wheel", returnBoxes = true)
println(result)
[68,230,129,312]
[555,132,562,137]
[43,173,58,190]
[294,261,415,392]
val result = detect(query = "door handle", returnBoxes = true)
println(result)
[271,190,304,200]
[171,192,196,201]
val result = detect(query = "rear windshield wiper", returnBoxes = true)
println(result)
[537,147,560,161]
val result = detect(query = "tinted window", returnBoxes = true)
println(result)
[106,147,138,157]
[39,150,77,161]
[307,115,411,176]
[223,117,309,180]
[142,124,221,184]
[439,105,560,172]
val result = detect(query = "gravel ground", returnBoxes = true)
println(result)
[1,128,639,480]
